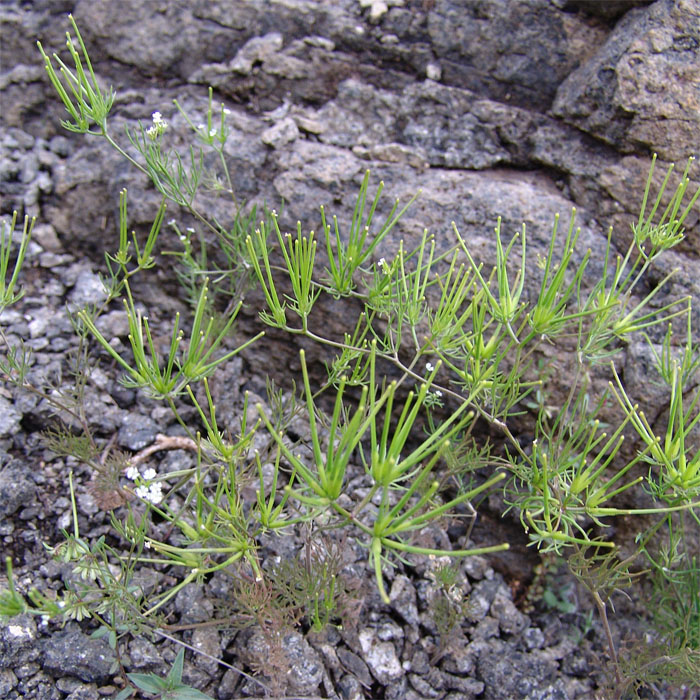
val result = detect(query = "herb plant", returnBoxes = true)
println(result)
[0,16,698,697]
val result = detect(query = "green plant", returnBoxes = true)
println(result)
[119,647,211,700]
[0,18,697,697]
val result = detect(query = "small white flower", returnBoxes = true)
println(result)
[426,362,434,373]
[434,390,442,398]
[223,108,231,115]
[197,123,206,130]
[125,465,139,480]
[167,219,177,226]
[147,483,163,505]
[209,128,217,137]
[144,540,152,549]
[143,467,157,481]
[135,485,149,500]
[379,257,391,275]
[146,111,168,140]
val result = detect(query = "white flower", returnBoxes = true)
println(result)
[378,257,391,275]
[147,483,163,505]
[125,465,139,480]
[434,390,442,398]
[209,128,217,137]
[135,485,149,500]
[146,111,168,140]
[426,362,434,373]
[143,467,157,481]
[223,108,231,115]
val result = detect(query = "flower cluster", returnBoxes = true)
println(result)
[146,111,168,140]
[125,465,163,504]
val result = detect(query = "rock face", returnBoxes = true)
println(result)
[553,0,700,161]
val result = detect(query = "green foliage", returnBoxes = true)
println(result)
[122,647,212,699]
[0,212,34,312]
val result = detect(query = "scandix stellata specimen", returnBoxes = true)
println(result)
[0,15,699,698]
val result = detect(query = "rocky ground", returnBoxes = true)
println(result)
[1,0,699,698]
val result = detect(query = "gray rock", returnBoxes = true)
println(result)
[523,626,545,651]
[337,647,373,688]
[0,461,35,519]
[238,628,323,695]
[0,614,39,670]
[174,584,214,624]
[490,586,529,636]
[128,637,162,671]
[0,396,21,438]
[552,0,700,161]
[390,574,420,626]
[65,685,101,700]
[426,0,607,109]
[66,269,108,312]
[40,625,115,683]
[117,412,159,451]
[477,640,558,700]
[280,631,324,695]
[191,627,221,677]
[0,669,18,696]
[231,32,284,75]
[261,116,299,148]
[358,627,404,684]
[337,673,364,700]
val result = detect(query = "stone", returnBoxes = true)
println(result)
[261,116,300,148]
[552,0,700,161]
[358,627,404,684]
[337,647,373,688]
[0,461,34,520]
[490,586,529,636]
[0,614,39,669]
[40,625,115,683]
[117,412,159,452]
[231,33,283,75]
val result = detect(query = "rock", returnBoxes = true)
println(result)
[191,627,221,677]
[476,640,558,700]
[490,585,529,636]
[66,268,108,312]
[0,395,21,438]
[0,669,18,696]
[231,32,284,75]
[128,637,162,671]
[40,625,115,683]
[358,627,403,684]
[337,673,365,700]
[0,614,39,669]
[0,461,35,519]
[552,0,700,161]
[174,584,214,624]
[117,412,159,451]
[426,0,607,109]
[238,628,323,695]
[337,647,373,688]
[261,116,299,148]
[389,574,420,626]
